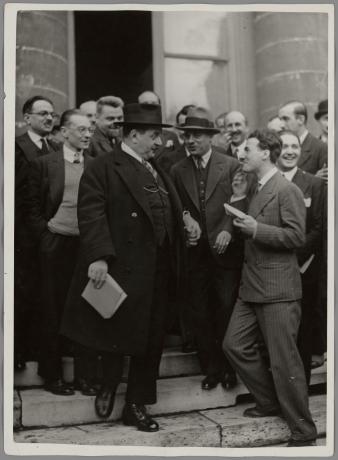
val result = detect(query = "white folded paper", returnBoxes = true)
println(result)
[224,203,247,219]
[82,274,127,319]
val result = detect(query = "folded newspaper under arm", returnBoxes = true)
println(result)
[224,203,247,219]
[81,274,127,319]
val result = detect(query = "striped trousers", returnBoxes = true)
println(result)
[223,299,317,442]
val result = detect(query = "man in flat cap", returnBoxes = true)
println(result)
[61,103,200,432]
[171,107,242,391]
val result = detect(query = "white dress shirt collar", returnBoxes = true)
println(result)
[231,140,246,159]
[193,148,212,169]
[258,167,278,190]
[282,166,298,182]
[28,130,46,149]
[121,141,143,163]
[63,144,84,163]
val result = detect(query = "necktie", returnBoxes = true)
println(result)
[40,138,50,156]
[142,159,158,180]
[195,156,203,171]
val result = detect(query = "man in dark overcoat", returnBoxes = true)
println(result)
[61,103,199,432]
[15,95,59,369]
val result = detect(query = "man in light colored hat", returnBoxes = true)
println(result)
[61,103,200,431]
[171,107,242,391]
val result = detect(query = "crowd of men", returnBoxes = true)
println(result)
[14,90,328,445]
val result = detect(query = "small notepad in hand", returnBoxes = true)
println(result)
[82,274,127,319]
[224,203,247,219]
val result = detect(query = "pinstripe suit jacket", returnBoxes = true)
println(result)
[239,171,306,303]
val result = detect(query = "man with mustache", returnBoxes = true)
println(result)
[88,95,124,157]
[223,111,249,161]
[27,110,95,396]
[15,96,59,370]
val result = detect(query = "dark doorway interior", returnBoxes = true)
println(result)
[74,11,153,105]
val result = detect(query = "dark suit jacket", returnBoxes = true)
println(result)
[299,132,327,174]
[171,149,241,268]
[88,127,115,157]
[61,144,184,354]
[27,148,92,241]
[15,132,59,247]
[239,171,306,303]
[292,168,324,266]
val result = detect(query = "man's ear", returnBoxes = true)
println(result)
[296,114,306,126]
[23,113,30,125]
[60,126,68,139]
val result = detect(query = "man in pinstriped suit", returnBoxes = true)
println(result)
[223,129,317,447]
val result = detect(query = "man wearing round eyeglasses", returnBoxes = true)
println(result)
[27,109,96,396]
[15,96,60,372]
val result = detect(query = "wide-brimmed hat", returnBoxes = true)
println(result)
[177,116,220,134]
[115,103,172,128]
[314,99,328,120]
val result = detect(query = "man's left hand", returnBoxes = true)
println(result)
[233,215,258,237]
[214,231,232,254]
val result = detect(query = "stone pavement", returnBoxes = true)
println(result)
[14,394,326,448]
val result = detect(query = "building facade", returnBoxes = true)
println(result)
[16,10,328,133]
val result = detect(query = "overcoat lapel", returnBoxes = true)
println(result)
[16,133,41,163]
[205,153,225,202]
[298,134,313,169]
[113,148,155,227]
[48,150,65,212]
[179,158,200,210]
[249,173,280,218]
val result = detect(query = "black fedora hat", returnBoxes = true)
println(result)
[314,99,328,120]
[116,103,172,128]
[177,115,220,135]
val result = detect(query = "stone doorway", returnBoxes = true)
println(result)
[74,11,153,105]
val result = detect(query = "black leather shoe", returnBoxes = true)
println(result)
[122,403,159,432]
[243,406,281,418]
[201,375,220,390]
[95,385,117,418]
[45,379,75,396]
[221,372,238,390]
[287,439,317,447]
[74,379,98,396]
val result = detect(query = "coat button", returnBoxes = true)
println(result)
[131,212,137,218]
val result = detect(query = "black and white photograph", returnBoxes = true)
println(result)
[3,2,334,456]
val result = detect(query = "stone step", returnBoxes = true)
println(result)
[14,347,200,388]
[13,395,327,451]
[14,364,326,429]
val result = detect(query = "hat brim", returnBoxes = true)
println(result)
[314,111,327,120]
[176,125,220,135]
[115,121,172,128]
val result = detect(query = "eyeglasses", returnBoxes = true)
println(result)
[73,127,94,135]
[28,111,57,119]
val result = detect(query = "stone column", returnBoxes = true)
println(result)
[254,12,328,133]
[16,11,73,131]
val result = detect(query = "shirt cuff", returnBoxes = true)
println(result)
[252,221,258,239]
